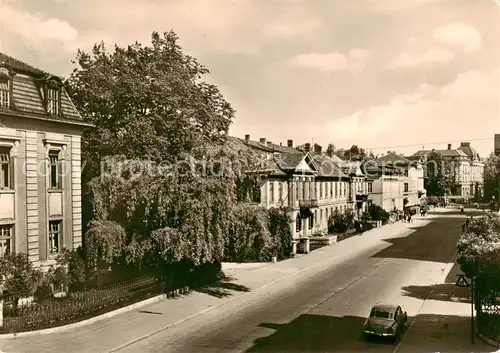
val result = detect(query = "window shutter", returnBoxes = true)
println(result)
[9,155,14,189]
[58,159,63,189]
[58,89,62,116]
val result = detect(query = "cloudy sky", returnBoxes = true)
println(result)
[1,0,499,157]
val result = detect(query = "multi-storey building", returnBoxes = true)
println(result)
[362,159,405,212]
[410,142,484,199]
[374,152,425,207]
[237,136,352,254]
[0,53,89,265]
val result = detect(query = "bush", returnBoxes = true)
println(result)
[368,204,389,223]
[362,222,374,232]
[328,209,356,234]
[426,196,439,206]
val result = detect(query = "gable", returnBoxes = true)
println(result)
[295,154,316,173]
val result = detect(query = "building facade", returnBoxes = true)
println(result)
[237,136,355,254]
[0,53,89,265]
[375,152,425,208]
[411,142,484,199]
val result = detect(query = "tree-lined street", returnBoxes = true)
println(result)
[113,211,491,353]
[4,209,492,353]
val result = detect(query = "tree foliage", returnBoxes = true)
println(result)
[0,253,42,308]
[483,153,500,202]
[84,220,127,270]
[328,209,356,233]
[67,31,235,181]
[367,204,389,223]
[457,213,500,277]
[66,30,292,275]
[424,151,454,196]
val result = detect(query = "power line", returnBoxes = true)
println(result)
[365,137,494,151]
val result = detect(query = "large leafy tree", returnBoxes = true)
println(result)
[423,151,454,196]
[457,213,500,277]
[66,31,263,272]
[483,153,500,202]
[67,31,234,183]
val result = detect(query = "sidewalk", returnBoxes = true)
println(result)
[396,254,496,353]
[0,220,417,353]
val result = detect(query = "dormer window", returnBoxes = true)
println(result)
[46,87,60,115]
[0,67,12,108]
[39,77,62,116]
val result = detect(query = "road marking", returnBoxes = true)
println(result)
[392,252,457,353]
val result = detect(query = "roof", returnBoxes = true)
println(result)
[372,304,398,312]
[0,52,86,125]
[411,149,468,158]
[0,52,50,77]
[310,152,349,178]
[457,142,480,160]
[376,152,411,164]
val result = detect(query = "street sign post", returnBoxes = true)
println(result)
[456,274,474,344]
[456,274,470,287]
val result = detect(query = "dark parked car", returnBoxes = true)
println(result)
[363,304,407,341]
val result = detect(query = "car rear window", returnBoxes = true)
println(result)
[370,310,393,319]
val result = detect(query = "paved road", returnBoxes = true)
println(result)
[113,213,494,353]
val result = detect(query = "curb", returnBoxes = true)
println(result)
[393,252,457,353]
[0,286,189,339]
[477,332,500,348]
[0,219,419,342]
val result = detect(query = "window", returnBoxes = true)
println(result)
[0,77,10,108]
[404,183,409,192]
[319,183,323,199]
[0,147,12,189]
[296,214,301,232]
[368,182,373,193]
[330,182,333,197]
[269,181,274,203]
[370,310,393,320]
[0,225,13,257]
[335,183,338,198]
[278,182,283,202]
[49,151,62,189]
[46,88,60,115]
[48,220,61,255]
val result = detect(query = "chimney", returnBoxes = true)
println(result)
[287,139,293,148]
[304,143,311,152]
[327,150,334,158]
[314,144,322,154]
[447,144,452,150]
[461,142,470,147]
[387,151,391,155]
[280,142,283,146]
[260,137,266,144]
[267,141,273,147]
[244,134,250,143]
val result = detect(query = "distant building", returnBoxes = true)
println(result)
[410,142,484,199]
[0,53,90,265]
[373,152,425,208]
[495,134,500,157]
[235,135,364,255]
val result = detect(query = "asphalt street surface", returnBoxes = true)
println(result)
[114,211,495,353]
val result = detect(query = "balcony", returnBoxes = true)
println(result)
[299,198,319,208]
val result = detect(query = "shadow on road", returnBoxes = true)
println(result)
[245,313,497,352]
[245,314,394,352]
[371,217,463,263]
[193,277,250,298]
[401,261,470,303]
